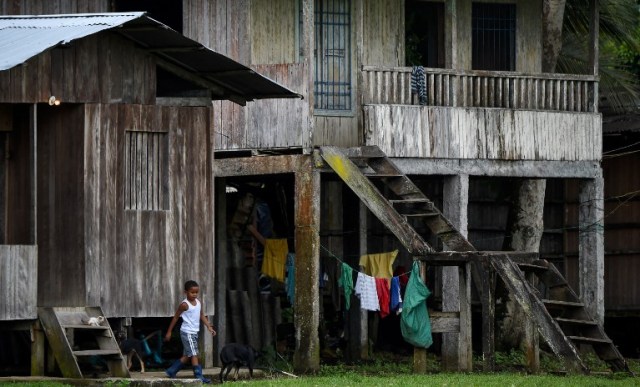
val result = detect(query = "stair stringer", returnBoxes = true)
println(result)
[491,258,588,373]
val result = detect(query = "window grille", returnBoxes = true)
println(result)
[472,3,516,71]
[124,131,168,211]
[313,0,352,112]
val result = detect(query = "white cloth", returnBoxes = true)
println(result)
[355,272,380,311]
[180,298,201,334]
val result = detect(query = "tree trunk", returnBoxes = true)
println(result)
[542,0,566,72]
[498,179,546,349]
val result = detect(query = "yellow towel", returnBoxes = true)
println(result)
[262,239,288,282]
[359,250,398,279]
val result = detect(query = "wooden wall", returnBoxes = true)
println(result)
[37,104,87,308]
[5,104,33,244]
[0,34,156,106]
[183,0,251,63]
[0,245,38,320]
[0,0,109,14]
[83,104,215,318]
[251,0,298,64]
[364,105,601,161]
[213,63,310,150]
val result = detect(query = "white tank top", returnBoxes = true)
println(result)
[180,298,201,334]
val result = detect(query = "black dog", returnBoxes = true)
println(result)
[219,343,259,383]
[116,331,146,373]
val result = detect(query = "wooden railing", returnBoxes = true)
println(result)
[361,66,598,113]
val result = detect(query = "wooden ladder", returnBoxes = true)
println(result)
[510,258,630,373]
[319,146,630,374]
[38,306,130,378]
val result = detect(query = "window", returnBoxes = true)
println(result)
[472,3,516,71]
[405,1,445,68]
[124,131,168,211]
[314,0,352,112]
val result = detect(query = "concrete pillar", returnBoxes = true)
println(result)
[442,174,471,371]
[293,157,321,373]
[578,176,605,323]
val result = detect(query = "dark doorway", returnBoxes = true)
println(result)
[405,1,445,67]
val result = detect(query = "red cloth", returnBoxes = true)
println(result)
[394,265,409,287]
[375,277,390,318]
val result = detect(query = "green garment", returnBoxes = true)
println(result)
[400,260,433,348]
[338,262,354,310]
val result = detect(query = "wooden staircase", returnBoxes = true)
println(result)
[319,146,630,374]
[38,306,130,378]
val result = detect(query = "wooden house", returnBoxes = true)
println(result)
[1,0,627,378]
[0,9,298,375]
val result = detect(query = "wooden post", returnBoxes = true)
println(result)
[301,0,314,152]
[458,263,472,371]
[524,271,540,373]
[442,174,470,371]
[213,177,228,366]
[293,157,321,373]
[579,176,605,323]
[31,320,45,376]
[589,0,599,112]
[480,261,495,371]
[358,201,369,360]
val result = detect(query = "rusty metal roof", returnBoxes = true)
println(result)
[0,12,301,104]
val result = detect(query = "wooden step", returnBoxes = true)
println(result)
[73,349,122,357]
[402,212,440,218]
[62,324,110,330]
[567,336,612,345]
[517,262,548,273]
[555,317,598,326]
[389,198,430,205]
[364,172,403,178]
[542,299,584,308]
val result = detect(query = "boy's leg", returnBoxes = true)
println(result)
[165,357,186,378]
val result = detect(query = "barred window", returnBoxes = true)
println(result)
[472,3,516,71]
[124,131,168,211]
[314,0,352,112]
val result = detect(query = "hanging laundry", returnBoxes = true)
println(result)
[354,272,379,311]
[359,250,398,279]
[262,238,288,282]
[338,263,354,310]
[390,276,403,314]
[285,253,295,304]
[411,66,427,105]
[400,261,433,348]
[375,277,390,318]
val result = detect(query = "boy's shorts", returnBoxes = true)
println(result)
[180,331,200,357]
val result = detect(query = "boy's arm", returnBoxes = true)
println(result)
[200,309,217,336]
[164,302,187,341]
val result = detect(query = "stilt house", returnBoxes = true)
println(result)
[0,0,631,379]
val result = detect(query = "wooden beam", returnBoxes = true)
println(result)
[214,154,308,177]
[414,251,539,265]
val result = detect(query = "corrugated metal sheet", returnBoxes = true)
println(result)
[0,12,301,103]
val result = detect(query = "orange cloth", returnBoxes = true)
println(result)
[359,250,398,279]
[262,239,288,282]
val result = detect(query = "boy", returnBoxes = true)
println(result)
[164,280,216,383]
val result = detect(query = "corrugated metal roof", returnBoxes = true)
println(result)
[0,13,301,103]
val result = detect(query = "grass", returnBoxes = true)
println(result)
[1,352,639,387]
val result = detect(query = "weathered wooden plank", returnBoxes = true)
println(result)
[0,245,37,320]
[363,105,601,161]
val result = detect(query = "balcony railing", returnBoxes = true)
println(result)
[362,66,598,113]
